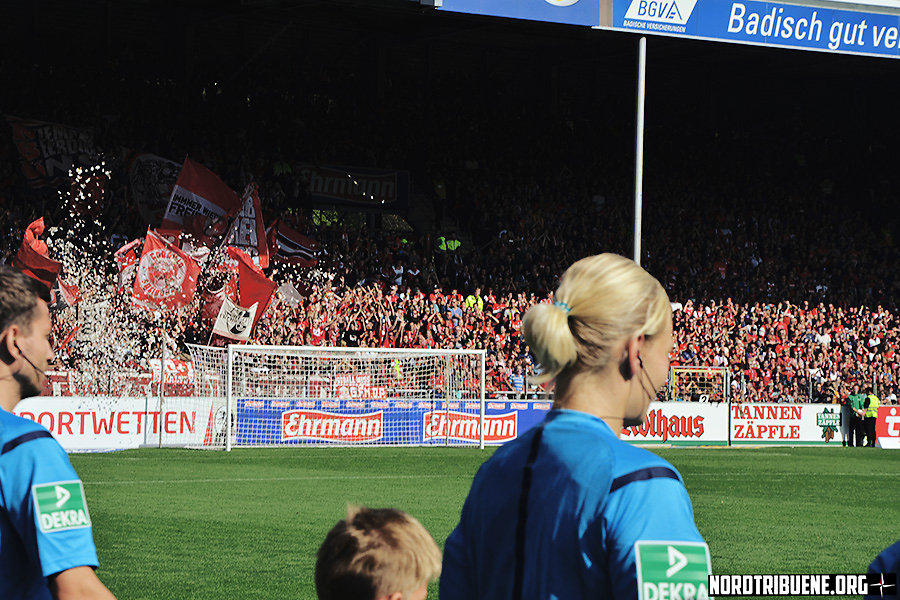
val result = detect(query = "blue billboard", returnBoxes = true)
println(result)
[235,398,552,446]
[439,0,601,26]
[607,0,900,58]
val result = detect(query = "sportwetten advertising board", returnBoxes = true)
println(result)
[14,397,225,451]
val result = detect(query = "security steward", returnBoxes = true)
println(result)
[864,388,880,447]
[847,383,866,447]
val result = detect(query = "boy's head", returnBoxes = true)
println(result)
[315,506,441,600]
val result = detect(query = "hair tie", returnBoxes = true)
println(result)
[553,300,571,314]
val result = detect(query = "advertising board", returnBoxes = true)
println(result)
[439,0,602,26]
[234,398,553,446]
[875,405,900,448]
[620,401,729,445]
[13,397,224,451]
[729,403,844,445]
[605,0,900,58]
[12,397,895,451]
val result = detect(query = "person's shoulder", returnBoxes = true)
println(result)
[608,437,683,482]
[0,409,53,448]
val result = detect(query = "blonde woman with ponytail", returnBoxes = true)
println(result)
[441,254,709,600]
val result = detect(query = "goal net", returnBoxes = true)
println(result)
[187,344,487,449]
[668,366,728,402]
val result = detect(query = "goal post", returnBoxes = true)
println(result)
[187,344,487,449]
[668,366,729,402]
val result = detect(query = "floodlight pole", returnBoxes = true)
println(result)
[633,36,647,266]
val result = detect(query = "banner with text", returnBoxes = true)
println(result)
[14,397,225,451]
[236,398,553,446]
[440,0,602,26]
[619,402,729,445]
[297,164,410,210]
[606,0,900,59]
[6,116,96,187]
[729,403,844,445]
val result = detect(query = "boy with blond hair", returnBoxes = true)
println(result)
[316,507,441,600]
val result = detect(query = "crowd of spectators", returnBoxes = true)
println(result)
[2,48,900,403]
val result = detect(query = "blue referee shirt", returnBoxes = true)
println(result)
[441,409,707,600]
[0,409,99,599]
[866,539,900,600]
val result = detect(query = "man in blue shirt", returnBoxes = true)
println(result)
[0,266,116,599]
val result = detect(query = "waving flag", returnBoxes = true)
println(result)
[227,247,277,332]
[221,183,269,269]
[212,297,258,341]
[266,219,320,267]
[160,158,241,231]
[11,218,62,289]
[54,277,83,309]
[133,230,200,310]
[114,238,143,292]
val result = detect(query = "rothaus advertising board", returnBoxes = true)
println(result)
[620,401,729,445]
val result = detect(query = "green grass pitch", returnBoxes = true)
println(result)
[71,446,899,599]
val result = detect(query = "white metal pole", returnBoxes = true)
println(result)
[226,344,234,452]
[633,36,647,266]
[445,358,451,447]
[158,332,165,449]
[479,350,486,450]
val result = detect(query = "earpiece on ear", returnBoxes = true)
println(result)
[638,355,644,369]
[619,355,632,379]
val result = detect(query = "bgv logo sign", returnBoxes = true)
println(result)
[624,0,698,24]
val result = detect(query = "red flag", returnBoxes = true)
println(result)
[222,183,269,268]
[57,324,81,353]
[160,158,241,230]
[200,283,226,323]
[227,247,276,331]
[133,230,201,310]
[114,238,143,292]
[154,226,182,246]
[11,218,61,289]
[54,277,82,308]
[183,213,230,248]
[266,219,319,267]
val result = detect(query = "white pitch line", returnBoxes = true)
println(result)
[83,471,899,486]
[84,474,450,485]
